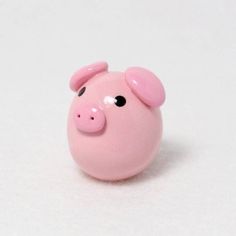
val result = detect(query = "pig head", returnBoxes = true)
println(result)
[69,61,165,133]
[67,61,165,180]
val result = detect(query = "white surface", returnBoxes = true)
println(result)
[0,0,236,235]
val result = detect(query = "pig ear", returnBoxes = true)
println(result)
[70,61,108,92]
[125,67,165,107]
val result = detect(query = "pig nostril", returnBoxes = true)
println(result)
[77,114,81,118]
[90,116,94,120]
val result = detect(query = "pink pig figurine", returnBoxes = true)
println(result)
[67,62,165,181]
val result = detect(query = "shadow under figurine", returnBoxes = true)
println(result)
[67,62,165,181]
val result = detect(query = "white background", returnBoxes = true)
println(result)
[0,0,236,235]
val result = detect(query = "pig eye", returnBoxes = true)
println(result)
[114,95,126,107]
[78,87,86,96]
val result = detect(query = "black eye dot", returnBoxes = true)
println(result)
[78,87,86,96]
[114,96,126,107]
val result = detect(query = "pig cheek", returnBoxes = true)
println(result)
[98,101,161,176]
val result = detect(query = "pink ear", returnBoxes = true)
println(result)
[70,61,108,92]
[125,67,165,107]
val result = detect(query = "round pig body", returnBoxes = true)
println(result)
[67,62,165,181]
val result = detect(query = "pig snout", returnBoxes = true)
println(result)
[74,104,106,133]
